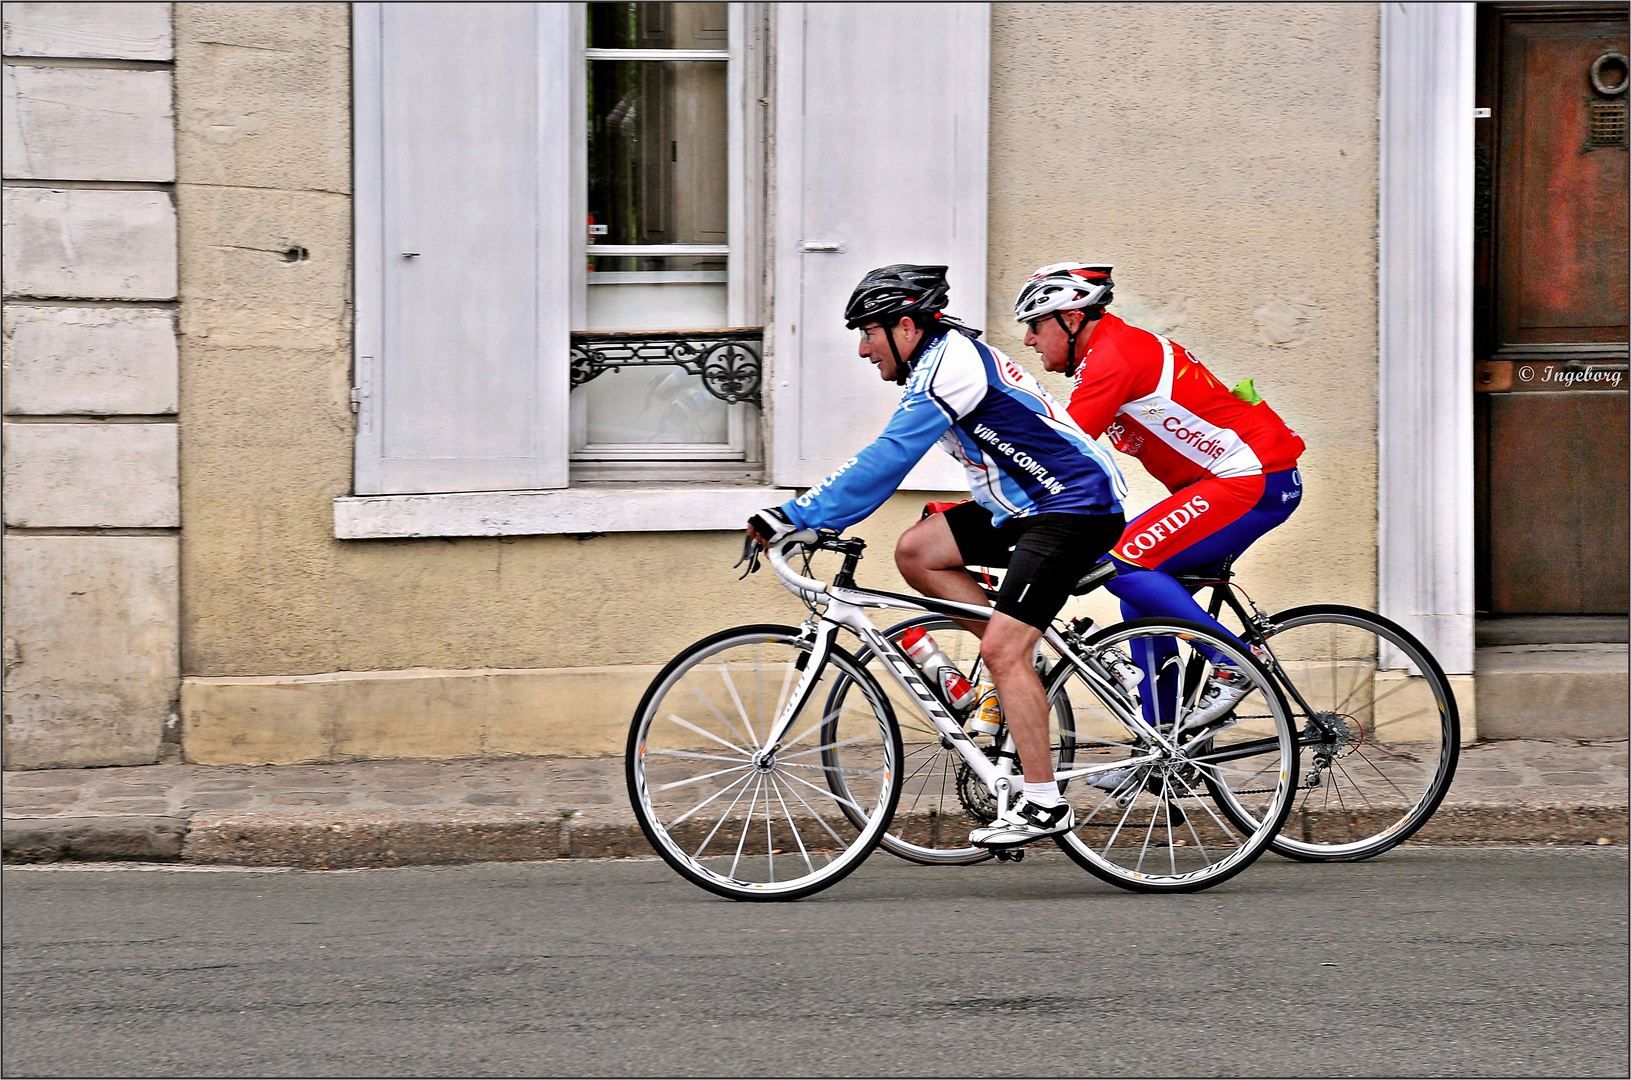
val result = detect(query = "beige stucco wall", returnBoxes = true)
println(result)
[173,3,934,762]
[174,3,1383,764]
[986,2,1381,623]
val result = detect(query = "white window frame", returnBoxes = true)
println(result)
[568,3,764,474]
[337,2,986,540]
[341,3,783,537]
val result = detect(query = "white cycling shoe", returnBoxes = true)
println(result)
[1178,665,1253,736]
[1088,667,1254,793]
[969,797,1074,847]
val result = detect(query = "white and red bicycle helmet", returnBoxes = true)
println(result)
[1012,262,1114,376]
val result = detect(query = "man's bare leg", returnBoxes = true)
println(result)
[894,513,989,635]
[976,612,1054,786]
[895,514,1055,785]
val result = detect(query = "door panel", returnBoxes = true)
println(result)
[1488,389,1630,612]
[1498,17,1630,343]
[1474,4,1629,616]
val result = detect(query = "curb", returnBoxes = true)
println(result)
[2,816,188,863]
[5,806,1626,870]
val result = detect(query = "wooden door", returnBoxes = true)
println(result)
[1474,4,1630,615]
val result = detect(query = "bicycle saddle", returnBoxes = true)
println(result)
[1070,560,1119,596]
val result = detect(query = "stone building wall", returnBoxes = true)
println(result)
[6,3,1401,768]
[172,3,1390,766]
[2,3,181,768]
[986,2,1382,620]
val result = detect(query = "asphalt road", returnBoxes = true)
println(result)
[3,848,1627,1078]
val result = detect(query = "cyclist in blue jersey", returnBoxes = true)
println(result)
[747,265,1128,847]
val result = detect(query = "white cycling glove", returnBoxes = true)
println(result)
[746,506,795,549]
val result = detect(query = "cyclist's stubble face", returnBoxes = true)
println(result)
[858,318,926,382]
[1025,310,1096,374]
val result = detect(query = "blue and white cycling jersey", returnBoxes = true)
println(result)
[782,330,1128,532]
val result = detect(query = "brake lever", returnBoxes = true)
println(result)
[734,532,763,579]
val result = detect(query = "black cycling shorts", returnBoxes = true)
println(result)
[941,502,1125,631]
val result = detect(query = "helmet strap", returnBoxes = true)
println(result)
[1055,312,1084,378]
[885,319,909,384]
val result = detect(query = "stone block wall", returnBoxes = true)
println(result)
[2,3,180,768]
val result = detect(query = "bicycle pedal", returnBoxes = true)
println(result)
[993,848,1025,863]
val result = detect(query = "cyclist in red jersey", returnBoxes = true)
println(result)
[1014,262,1306,747]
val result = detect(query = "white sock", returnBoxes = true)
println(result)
[1022,780,1062,808]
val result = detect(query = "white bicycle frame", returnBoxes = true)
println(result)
[759,532,1183,819]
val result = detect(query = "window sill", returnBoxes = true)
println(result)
[333,485,795,538]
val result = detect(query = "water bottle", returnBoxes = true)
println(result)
[1099,648,1145,694]
[900,627,978,712]
[968,681,1003,736]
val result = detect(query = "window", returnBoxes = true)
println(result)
[341,2,986,538]
[571,2,763,481]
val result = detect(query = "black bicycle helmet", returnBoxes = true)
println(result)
[844,264,977,383]
[844,264,951,330]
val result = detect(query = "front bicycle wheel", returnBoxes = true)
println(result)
[1049,618,1299,893]
[1255,605,1459,861]
[833,615,1076,866]
[627,625,903,901]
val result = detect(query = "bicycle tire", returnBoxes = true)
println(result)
[626,624,903,901]
[1048,618,1299,893]
[1254,605,1460,861]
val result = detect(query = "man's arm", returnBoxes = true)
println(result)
[1065,351,1143,439]
[780,389,955,533]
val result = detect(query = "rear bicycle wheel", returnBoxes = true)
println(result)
[626,625,903,901]
[1049,618,1299,893]
[1253,605,1459,861]
[831,615,1076,866]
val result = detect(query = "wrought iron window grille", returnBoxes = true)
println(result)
[569,328,764,406]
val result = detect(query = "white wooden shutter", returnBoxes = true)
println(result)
[771,3,989,491]
[353,2,572,495]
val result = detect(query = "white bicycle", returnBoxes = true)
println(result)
[626,530,1299,901]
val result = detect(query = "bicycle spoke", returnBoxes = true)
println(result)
[684,679,757,752]
[1167,763,1247,845]
[780,733,872,760]
[767,775,817,876]
[765,780,776,882]
[1134,789,1163,873]
[773,768,852,849]
[690,772,758,856]
[1367,705,1436,734]
[715,663,759,751]
[779,768,873,815]
[665,710,752,758]
[778,703,852,754]
[1328,757,1383,811]
[654,760,754,794]
[1098,774,1147,854]
[729,775,762,880]
[649,747,752,765]
[1342,744,1420,801]
[672,769,755,829]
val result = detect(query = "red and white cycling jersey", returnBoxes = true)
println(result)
[1064,313,1305,493]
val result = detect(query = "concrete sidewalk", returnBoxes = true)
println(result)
[4,740,1626,868]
